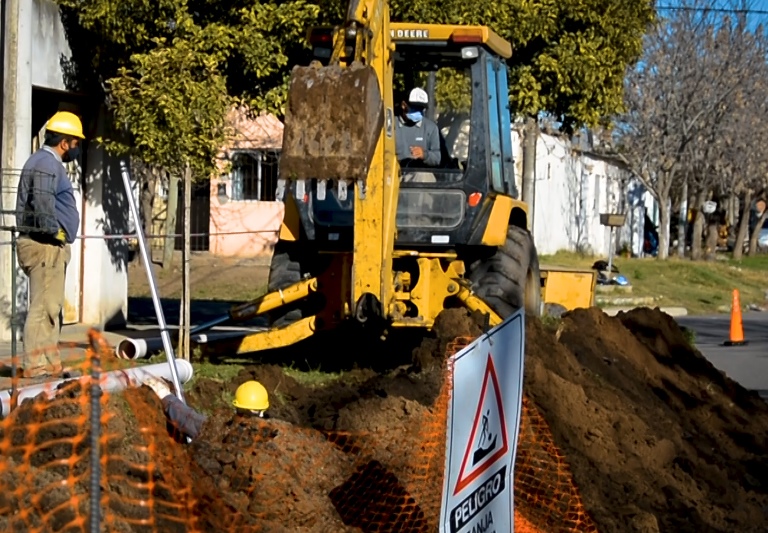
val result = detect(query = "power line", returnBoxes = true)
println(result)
[657,5,768,15]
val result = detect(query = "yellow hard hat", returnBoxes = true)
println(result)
[232,381,269,411]
[45,111,85,139]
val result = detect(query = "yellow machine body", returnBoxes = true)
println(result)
[201,2,594,356]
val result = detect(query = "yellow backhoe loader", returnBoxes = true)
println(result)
[192,0,595,356]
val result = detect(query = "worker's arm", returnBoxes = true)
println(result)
[423,121,442,167]
[161,395,208,441]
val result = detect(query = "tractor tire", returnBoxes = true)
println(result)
[266,244,304,326]
[469,225,542,319]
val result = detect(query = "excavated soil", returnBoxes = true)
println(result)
[1,307,767,532]
[524,308,768,532]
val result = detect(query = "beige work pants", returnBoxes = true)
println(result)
[16,237,71,372]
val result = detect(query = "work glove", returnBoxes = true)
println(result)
[55,228,67,244]
[143,376,173,400]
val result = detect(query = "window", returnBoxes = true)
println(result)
[229,150,280,201]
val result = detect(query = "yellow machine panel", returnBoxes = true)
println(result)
[278,192,302,241]
[388,23,512,58]
[480,196,514,246]
[540,266,596,311]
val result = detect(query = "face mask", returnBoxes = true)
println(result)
[405,110,423,123]
[62,144,81,163]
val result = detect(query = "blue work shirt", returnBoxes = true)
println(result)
[15,146,80,244]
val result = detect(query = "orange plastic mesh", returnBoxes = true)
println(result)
[0,329,598,532]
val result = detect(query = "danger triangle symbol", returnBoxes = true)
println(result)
[453,354,509,496]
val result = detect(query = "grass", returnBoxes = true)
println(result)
[540,250,768,315]
[283,364,348,387]
[127,252,270,302]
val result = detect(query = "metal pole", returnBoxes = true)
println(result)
[119,161,186,403]
[189,315,230,335]
[88,342,101,533]
[10,229,17,405]
[607,226,615,280]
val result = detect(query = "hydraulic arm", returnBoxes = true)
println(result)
[279,0,399,324]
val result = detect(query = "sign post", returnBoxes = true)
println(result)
[440,309,525,533]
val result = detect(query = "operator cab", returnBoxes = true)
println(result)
[299,24,518,248]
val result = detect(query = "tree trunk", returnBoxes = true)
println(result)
[748,209,768,256]
[162,173,179,269]
[704,215,719,261]
[138,168,156,266]
[179,164,192,361]
[522,116,537,233]
[732,190,752,260]
[690,189,708,260]
[677,179,688,257]
[658,198,670,260]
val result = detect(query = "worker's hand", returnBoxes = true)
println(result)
[143,376,173,400]
[410,146,424,159]
[55,228,67,243]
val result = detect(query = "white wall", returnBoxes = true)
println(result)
[31,0,72,90]
[79,107,130,329]
[511,128,652,258]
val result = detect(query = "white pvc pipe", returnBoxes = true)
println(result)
[0,359,195,418]
[116,331,255,360]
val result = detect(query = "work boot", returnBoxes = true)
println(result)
[18,366,52,379]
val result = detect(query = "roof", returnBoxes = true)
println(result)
[222,107,283,153]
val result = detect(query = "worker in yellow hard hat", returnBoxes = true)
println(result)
[140,376,269,441]
[15,111,85,379]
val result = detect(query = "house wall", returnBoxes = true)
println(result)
[208,177,283,258]
[0,0,130,340]
[203,127,652,262]
[511,129,650,257]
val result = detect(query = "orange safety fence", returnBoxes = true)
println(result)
[0,330,598,532]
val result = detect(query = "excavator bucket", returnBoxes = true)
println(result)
[279,63,384,182]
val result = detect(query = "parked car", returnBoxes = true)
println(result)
[758,219,768,249]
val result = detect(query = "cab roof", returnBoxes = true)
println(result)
[389,23,512,59]
[307,23,513,59]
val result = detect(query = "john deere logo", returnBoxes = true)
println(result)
[391,29,430,39]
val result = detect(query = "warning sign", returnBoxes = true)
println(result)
[439,309,525,533]
[454,355,509,495]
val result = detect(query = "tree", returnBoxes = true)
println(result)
[56,0,320,178]
[615,0,768,259]
[319,0,656,131]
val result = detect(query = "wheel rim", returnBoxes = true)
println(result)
[524,267,541,315]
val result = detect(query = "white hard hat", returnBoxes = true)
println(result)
[408,88,429,105]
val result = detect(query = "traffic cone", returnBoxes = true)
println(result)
[724,289,748,346]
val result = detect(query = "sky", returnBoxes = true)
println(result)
[656,0,768,31]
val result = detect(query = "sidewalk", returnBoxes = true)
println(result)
[0,325,129,362]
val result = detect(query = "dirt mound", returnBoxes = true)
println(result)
[3,306,768,533]
[525,307,768,532]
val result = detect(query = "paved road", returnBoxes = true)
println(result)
[677,314,768,399]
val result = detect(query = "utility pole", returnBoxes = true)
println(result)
[1,0,32,343]
[162,173,179,268]
[521,116,537,232]
[178,163,191,361]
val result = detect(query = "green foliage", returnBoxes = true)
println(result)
[57,0,654,176]
[55,0,319,178]
[320,0,655,131]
